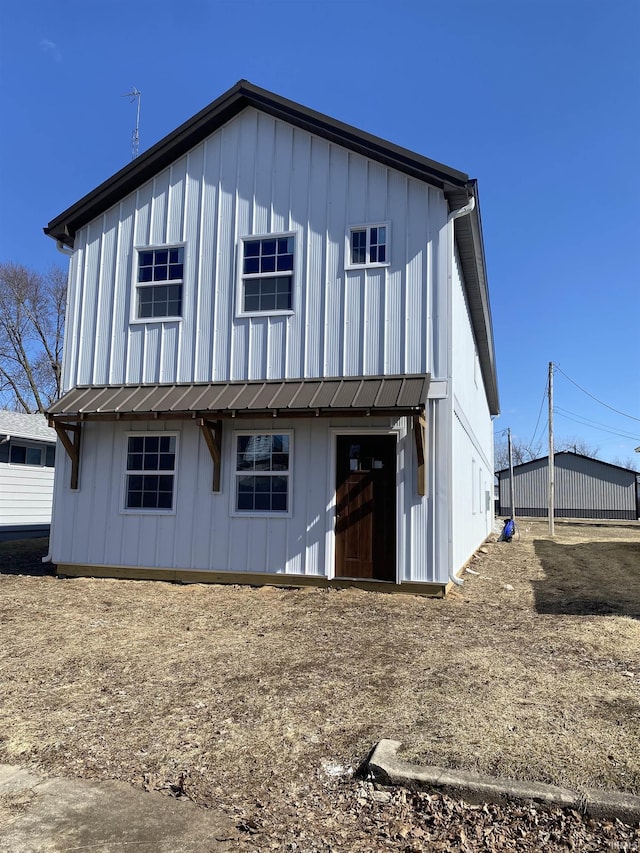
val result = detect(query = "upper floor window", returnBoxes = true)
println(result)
[240,235,294,315]
[347,224,389,268]
[136,246,184,319]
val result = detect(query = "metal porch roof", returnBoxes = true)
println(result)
[47,375,431,421]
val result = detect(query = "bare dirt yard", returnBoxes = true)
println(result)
[1,520,639,851]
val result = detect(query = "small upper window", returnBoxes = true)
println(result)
[136,246,184,319]
[347,225,389,267]
[240,235,294,314]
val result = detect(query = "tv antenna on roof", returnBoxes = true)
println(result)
[122,87,141,159]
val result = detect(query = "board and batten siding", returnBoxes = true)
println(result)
[48,416,440,582]
[61,107,448,393]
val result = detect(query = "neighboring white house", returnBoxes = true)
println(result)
[0,411,56,541]
[44,80,499,593]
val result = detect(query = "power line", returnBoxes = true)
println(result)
[526,375,548,453]
[554,406,640,441]
[554,364,640,423]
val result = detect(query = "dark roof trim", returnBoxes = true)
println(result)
[496,451,640,477]
[47,375,431,421]
[45,80,470,249]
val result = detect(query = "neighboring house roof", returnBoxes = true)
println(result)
[496,451,639,478]
[0,411,56,444]
[44,80,499,417]
[47,375,431,420]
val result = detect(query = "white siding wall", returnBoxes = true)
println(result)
[62,108,447,392]
[0,464,54,526]
[450,247,494,572]
[49,417,441,580]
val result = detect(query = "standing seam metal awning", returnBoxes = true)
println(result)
[47,375,431,420]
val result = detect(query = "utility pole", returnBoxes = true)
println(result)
[548,361,555,536]
[507,427,515,519]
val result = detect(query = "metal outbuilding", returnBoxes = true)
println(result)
[497,452,639,521]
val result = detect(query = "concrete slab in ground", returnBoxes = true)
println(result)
[0,764,242,853]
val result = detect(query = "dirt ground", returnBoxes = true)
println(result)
[0,519,639,851]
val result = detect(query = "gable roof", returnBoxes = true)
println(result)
[44,80,499,415]
[496,451,639,478]
[0,411,56,444]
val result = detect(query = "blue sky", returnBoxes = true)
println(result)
[1,0,639,465]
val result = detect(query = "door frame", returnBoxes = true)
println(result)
[326,425,402,583]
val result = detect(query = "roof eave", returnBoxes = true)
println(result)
[45,80,471,248]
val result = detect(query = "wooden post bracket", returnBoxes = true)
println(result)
[413,411,427,497]
[198,418,223,492]
[51,418,82,490]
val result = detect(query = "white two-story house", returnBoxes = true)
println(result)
[45,80,499,594]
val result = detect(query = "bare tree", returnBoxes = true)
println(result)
[0,262,67,413]
[494,437,542,472]
[554,437,599,457]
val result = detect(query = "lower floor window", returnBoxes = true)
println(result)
[125,434,176,510]
[235,433,290,513]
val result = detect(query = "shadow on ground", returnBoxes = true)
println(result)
[0,538,55,576]
[533,538,640,619]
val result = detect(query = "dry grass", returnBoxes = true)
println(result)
[0,521,638,831]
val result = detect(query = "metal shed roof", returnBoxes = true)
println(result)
[47,375,431,421]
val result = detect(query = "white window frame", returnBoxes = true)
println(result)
[237,232,296,318]
[345,222,390,270]
[231,430,293,517]
[130,243,186,324]
[7,441,55,467]
[121,431,179,514]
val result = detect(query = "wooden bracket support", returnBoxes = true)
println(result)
[51,418,82,490]
[413,411,427,496]
[198,418,223,492]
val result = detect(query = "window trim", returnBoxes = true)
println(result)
[130,243,186,324]
[237,232,296,318]
[231,429,293,518]
[121,431,179,515]
[345,222,391,270]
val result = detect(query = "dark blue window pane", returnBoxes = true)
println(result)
[157,492,172,509]
[128,475,143,491]
[276,254,293,271]
[142,492,157,508]
[255,493,271,511]
[45,445,56,467]
[272,454,288,470]
[244,256,260,274]
[370,245,378,263]
[244,294,260,312]
[262,240,276,256]
[127,490,142,508]
[10,445,26,464]
[275,292,291,310]
[159,437,171,452]
[155,250,168,265]
[370,227,378,244]
[272,493,287,512]
[169,248,182,264]
[261,255,276,273]
[168,301,181,316]
[169,264,183,280]
[129,437,144,452]
[159,475,173,491]
[145,437,159,452]
[245,241,260,257]
[128,453,143,470]
[378,245,386,262]
[140,252,154,267]
[167,285,180,300]
[139,266,153,283]
[139,301,153,318]
[153,265,168,281]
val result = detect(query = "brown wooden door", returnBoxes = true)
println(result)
[335,435,396,581]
